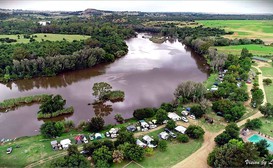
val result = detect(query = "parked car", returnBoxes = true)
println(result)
[181,117,189,123]
[80,150,89,155]
[189,114,196,120]
[105,132,110,138]
[216,112,223,116]
[6,147,12,154]
[164,128,171,133]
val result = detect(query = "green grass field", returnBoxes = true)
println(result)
[264,85,273,104]
[198,20,273,44]
[257,117,273,136]
[213,44,273,56]
[0,33,89,44]
[260,66,273,78]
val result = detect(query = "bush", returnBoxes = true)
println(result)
[177,134,189,143]
[158,140,168,152]
[40,121,64,138]
[263,78,272,85]
[245,119,262,130]
[133,107,156,120]
[145,147,154,156]
[185,125,205,139]
[126,144,145,161]
[166,120,176,130]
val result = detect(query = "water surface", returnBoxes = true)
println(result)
[0,34,209,138]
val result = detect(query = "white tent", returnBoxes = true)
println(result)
[175,126,187,134]
[168,112,181,121]
[109,128,118,134]
[95,133,102,139]
[60,139,71,149]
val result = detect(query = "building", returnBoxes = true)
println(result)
[175,126,187,134]
[252,56,272,63]
[168,112,181,121]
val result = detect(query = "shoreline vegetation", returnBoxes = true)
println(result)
[0,94,50,110]
[37,106,74,119]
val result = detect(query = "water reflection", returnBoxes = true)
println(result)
[93,102,113,117]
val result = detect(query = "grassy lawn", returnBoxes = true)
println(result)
[264,84,273,104]
[0,129,97,167]
[0,33,89,44]
[197,118,225,133]
[204,73,218,88]
[260,66,273,78]
[198,20,273,44]
[257,117,273,136]
[212,44,273,56]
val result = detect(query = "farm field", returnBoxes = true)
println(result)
[0,33,89,44]
[143,21,199,28]
[213,44,273,56]
[198,20,273,44]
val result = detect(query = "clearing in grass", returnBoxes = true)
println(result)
[0,33,89,44]
[213,44,273,57]
[198,20,273,44]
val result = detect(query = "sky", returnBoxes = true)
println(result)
[1,0,273,14]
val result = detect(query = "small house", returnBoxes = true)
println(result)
[168,112,181,121]
[175,126,187,134]
[60,139,71,149]
[159,132,169,140]
[136,139,147,148]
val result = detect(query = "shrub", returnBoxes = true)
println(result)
[190,105,205,119]
[185,125,205,139]
[87,117,105,132]
[158,140,167,152]
[155,108,168,124]
[177,134,189,143]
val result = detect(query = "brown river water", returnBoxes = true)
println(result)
[0,33,209,139]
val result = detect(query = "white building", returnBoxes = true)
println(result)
[38,21,51,26]
[175,126,187,134]
[168,112,181,121]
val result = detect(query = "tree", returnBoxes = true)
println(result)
[126,144,145,161]
[259,103,273,117]
[115,128,135,146]
[185,125,205,139]
[160,102,174,112]
[245,119,262,130]
[190,105,205,119]
[177,134,189,143]
[251,88,264,107]
[50,153,89,167]
[263,78,272,85]
[208,140,259,167]
[38,94,66,116]
[215,123,240,146]
[158,140,168,152]
[112,150,124,163]
[255,139,269,157]
[155,109,168,124]
[87,117,105,132]
[174,81,206,103]
[92,146,113,166]
[133,108,156,120]
[92,82,112,101]
[114,114,124,123]
[166,120,176,130]
[12,47,30,60]
[40,121,64,138]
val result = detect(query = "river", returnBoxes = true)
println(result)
[0,33,209,139]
